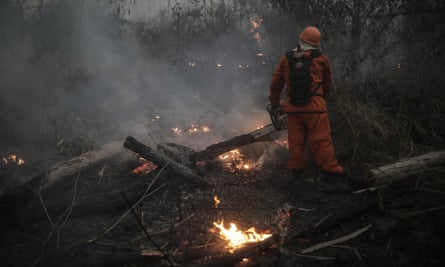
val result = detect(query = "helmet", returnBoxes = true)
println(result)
[299,26,321,46]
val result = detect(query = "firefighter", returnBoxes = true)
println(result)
[268,26,350,193]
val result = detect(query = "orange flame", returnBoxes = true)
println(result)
[131,157,157,175]
[213,220,272,252]
[249,17,262,31]
[2,154,25,166]
[172,124,212,136]
[249,17,263,42]
[214,195,221,208]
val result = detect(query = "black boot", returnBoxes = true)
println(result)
[318,170,351,193]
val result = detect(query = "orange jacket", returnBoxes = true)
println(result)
[269,50,332,113]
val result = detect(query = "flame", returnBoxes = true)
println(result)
[213,220,272,252]
[274,139,288,147]
[219,149,242,161]
[2,154,25,166]
[172,127,182,136]
[216,63,223,68]
[188,126,199,133]
[150,115,160,122]
[173,124,212,136]
[218,149,256,176]
[214,195,221,208]
[249,17,262,31]
[250,17,263,43]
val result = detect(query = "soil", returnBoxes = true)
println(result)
[1,141,444,267]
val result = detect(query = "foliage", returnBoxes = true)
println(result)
[0,0,444,164]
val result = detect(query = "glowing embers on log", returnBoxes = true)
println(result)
[2,154,25,166]
[211,196,272,253]
[218,149,256,176]
[131,156,157,175]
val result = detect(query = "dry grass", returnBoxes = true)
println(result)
[329,78,445,175]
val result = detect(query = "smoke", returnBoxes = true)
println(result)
[0,0,274,158]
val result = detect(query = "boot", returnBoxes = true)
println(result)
[318,170,351,193]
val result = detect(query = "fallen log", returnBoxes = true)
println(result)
[123,136,210,188]
[191,124,280,162]
[366,150,445,185]
[0,141,129,214]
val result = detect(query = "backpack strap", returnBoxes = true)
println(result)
[306,50,324,97]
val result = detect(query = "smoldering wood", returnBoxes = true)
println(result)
[123,136,210,188]
[191,124,279,162]
[366,150,445,185]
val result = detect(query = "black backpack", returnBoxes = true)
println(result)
[286,49,322,105]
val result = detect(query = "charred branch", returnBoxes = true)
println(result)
[191,124,279,162]
[123,136,210,188]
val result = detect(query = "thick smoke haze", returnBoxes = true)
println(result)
[0,1,278,162]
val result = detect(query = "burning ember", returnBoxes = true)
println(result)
[214,195,221,208]
[218,149,255,175]
[2,154,25,166]
[172,124,212,137]
[250,17,263,43]
[213,220,272,252]
[131,156,157,175]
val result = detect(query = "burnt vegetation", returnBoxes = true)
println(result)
[1,0,445,267]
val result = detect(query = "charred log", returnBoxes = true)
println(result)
[123,136,209,188]
[191,124,279,162]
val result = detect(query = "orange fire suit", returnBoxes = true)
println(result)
[269,50,343,173]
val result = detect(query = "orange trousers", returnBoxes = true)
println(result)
[287,112,343,173]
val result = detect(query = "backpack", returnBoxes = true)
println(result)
[286,49,322,105]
